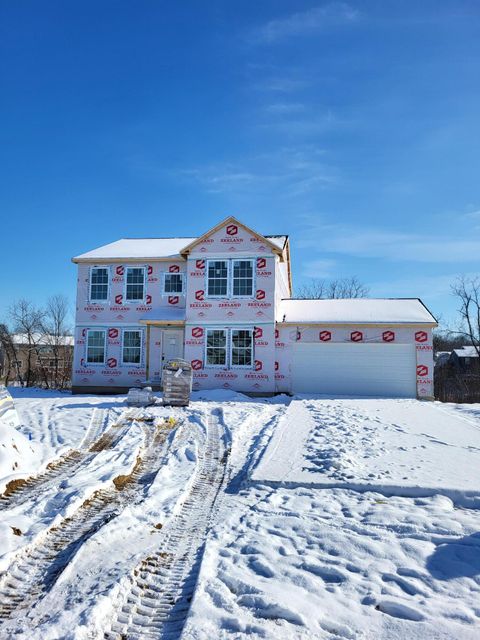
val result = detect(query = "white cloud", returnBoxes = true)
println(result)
[296,218,480,263]
[253,3,359,44]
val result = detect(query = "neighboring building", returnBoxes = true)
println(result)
[0,334,74,387]
[71,216,437,398]
[449,346,480,374]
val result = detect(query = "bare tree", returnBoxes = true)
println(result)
[41,295,72,389]
[296,276,370,299]
[451,276,480,358]
[9,299,46,387]
[0,323,24,386]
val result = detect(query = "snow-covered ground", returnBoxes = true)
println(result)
[0,390,479,639]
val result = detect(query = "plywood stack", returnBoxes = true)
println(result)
[162,359,193,406]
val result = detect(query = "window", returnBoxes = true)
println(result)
[90,267,109,301]
[122,330,142,364]
[207,261,228,297]
[206,329,227,366]
[86,330,106,364]
[164,273,184,294]
[126,267,145,301]
[231,329,253,367]
[232,260,254,297]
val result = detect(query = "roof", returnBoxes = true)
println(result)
[11,334,74,346]
[453,346,479,358]
[138,309,186,325]
[278,298,437,325]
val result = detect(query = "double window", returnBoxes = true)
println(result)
[206,259,254,298]
[122,330,142,365]
[90,267,109,302]
[164,272,184,294]
[205,328,254,368]
[126,267,145,302]
[86,330,106,364]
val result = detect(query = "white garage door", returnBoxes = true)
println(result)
[292,342,417,397]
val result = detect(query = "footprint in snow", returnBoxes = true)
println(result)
[374,600,425,622]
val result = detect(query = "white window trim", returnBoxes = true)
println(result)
[231,259,255,299]
[205,259,230,300]
[204,328,229,368]
[85,329,106,366]
[89,266,110,304]
[121,328,143,366]
[203,327,255,370]
[230,327,254,369]
[162,272,185,295]
[124,266,146,303]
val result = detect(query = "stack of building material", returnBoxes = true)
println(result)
[126,386,156,407]
[162,359,192,406]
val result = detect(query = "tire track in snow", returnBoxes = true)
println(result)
[104,409,229,640]
[0,417,179,626]
[0,408,136,511]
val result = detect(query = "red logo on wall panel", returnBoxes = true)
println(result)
[147,265,153,275]
[415,331,428,343]
[226,224,238,236]
[319,331,332,342]
[254,327,263,339]
[417,364,428,377]
[169,265,180,273]
[115,294,123,304]
[196,259,205,269]
[257,257,267,269]
[351,331,363,342]
[108,328,119,339]
[383,331,395,342]
[275,361,279,371]
[275,328,279,339]
[191,359,203,370]
[256,290,266,300]
[146,294,152,305]
[116,266,124,276]
[195,290,205,301]
[192,327,203,338]
[82,328,87,338]
[168,296,179,305]
[254,360,263,371]
[107,357,117,369]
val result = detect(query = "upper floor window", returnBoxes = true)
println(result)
[125,267,145,302]
[164,272,184,294]
[232,260,254,297]
[122,330,142,364]
[207,261,228,297]
[86,330,106,364]
[90,267,109,301]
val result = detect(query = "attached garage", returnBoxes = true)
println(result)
[291,342,417,397]
[277,298,438,399]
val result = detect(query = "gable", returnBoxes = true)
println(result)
[180,217,284,258]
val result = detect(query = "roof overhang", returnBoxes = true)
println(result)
[278,321,438,328]
[139,319,185,327]
[72,256,185,264]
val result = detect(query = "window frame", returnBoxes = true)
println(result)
[121,329,143,366]
[230,328,254,368]
[163,272,185,295]
[204,328,228,368]
[85,329,106,365]
[231,259,255,299]
[124,266,146,303]
[205,259,230,299]
[89,266,110,303]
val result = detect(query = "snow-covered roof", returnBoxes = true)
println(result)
[453,346,479,358]
[278,298,437,325]
[139,309,186,324]
[11,334,74,346]
[73,234,288,262]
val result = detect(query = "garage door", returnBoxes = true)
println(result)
[291,342,417,397]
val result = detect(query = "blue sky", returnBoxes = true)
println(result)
[1,1,479,327]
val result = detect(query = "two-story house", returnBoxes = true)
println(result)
[72,216,437,398]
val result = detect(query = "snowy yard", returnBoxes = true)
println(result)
[0,389,479,639]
